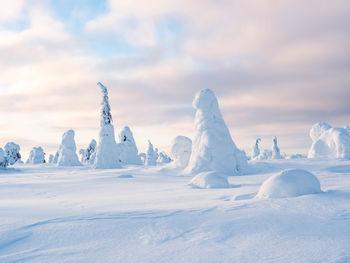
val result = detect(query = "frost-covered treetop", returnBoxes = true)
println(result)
[97,82,113,127]
[193,89,222,117]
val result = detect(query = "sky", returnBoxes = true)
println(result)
[1,0,350,160]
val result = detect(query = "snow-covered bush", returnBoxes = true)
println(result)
[80,139,97,164]
[157,151,172,164]
[118,126,142,165]
[189,171,230,189]
[26,146,45,164]
[271,136,282,159]
[251,138,261,160]
[185,89,247,177]
[169,136,192,169]
[93,82,122,169]
[145,140,158,166]
[56,130,81,166]
[308,122,350,159]
[256,169,321,199]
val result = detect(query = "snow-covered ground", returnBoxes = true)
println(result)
[1,159,350,262]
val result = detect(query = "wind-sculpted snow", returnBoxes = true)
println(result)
[308,122,350,159]
[1,159,350,262]
[185,89,247,179]
[256,169,322,199]
[56,130,81,166]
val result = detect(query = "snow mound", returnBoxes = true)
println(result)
[57,130,81,166]
[26,146,45,164]
[93,82,121,169]
[169,136,192,169]
[118,126,142,165]
[189,171,230,189]
[256,169,321,199]
[185,89,247,176]
[308,122,350,159]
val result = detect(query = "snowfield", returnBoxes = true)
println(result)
[1,159,350,263]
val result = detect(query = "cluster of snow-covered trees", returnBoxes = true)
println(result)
[250,136,283,160]
[0,142,21,168]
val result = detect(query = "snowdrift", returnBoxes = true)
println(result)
[308,122,350,159]
[189,171,230,189]
[256,169,321,199]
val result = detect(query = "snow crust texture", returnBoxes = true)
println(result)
[256,169,321,199]
[308,122,350,159]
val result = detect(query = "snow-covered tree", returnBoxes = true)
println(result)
[48,154,54,164]
[145,140,158,166]
[251,138,261,160]
[308,122,350,159]
[169,136,192,169]
[185,89,247,178]
[0,148,6,168]
[118,126,142,165]
[4,142,21,166]
[157,151,172,164]
[26,146,45,164]
[53,151,59,164]
[56,129,81,166]
[271,136,282,159]
[80,139,97,164]
[93,82,121,169]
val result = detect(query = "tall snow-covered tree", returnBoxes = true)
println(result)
[271,136,282,159]
[251,138,261,160]
[93,82,121,169]
[56,130,82,166]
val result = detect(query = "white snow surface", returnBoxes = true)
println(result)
[1,158,350,262]
[56,130,81,167]
[256,169,321,199]
[308,122,350,159]
[169,136,192,169]
[185,89,247,176]
[26,146,45,164]
[118,126,142,165]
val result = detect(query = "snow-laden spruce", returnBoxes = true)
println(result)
[185,89,247,188]
[145,140,158,166]
[93,82,122,169]
[56,130,81,166]
[169,136,192,169]
[0,148,6,168]
[26,146,45,164]
[48,154,54,164]
[308,122,350,159]
[118,126,142,165]
[53,152,59,164]
[80,139,97,164]
[256,169,322,199]
[251,138,261,160]
[271,136,282,159]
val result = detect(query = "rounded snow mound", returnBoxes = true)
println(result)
[256,169,321,199]
[189,171,230,189]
